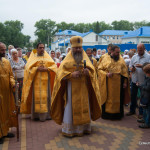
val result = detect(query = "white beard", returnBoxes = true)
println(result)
[72,51,83,64]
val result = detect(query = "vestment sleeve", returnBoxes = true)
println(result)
[9,62,15,88]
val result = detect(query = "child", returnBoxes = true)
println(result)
[138,63,150,128]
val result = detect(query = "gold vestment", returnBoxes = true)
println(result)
[51,51,101,125]
[0,58,17,138]
[20,51,57,114]
[98,54,130,113]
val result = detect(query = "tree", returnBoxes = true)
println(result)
[112,20,134,30]
[56,22,76,32]
[0,20,31,48]
[0,23,6,43]
[34,19,56,46]
[133,20,150,29]
[93,21,112,33]
[23,35,32,48]
[72,23,84,33]
[94,21,100,33]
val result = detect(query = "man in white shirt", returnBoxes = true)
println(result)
[126,44,150,118]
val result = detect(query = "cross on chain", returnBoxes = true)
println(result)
[73,63,83,71]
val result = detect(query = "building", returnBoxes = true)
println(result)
[51,30,107,52]
[51,30,82,51]
[121,26,150,44]
[81,31,107,46]
[53,29,82,41]
[99,30,131,44]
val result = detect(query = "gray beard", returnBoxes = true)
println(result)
[72,51,83,64]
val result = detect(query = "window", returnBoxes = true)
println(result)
[141,41,150,44]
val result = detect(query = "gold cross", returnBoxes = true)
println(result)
[39,61,45,67]
[73,63,83,71]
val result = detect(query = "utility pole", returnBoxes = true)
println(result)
[48,34,49,47]
[64,34,66,53]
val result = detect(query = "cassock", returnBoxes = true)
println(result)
[0,58,17,138]
[98,53,110,65]
[20,50,56,121]
[91,57,98,71]
[98,54,130,120]
[51,50,101,137]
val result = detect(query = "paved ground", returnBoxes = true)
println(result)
[0,107,150,150]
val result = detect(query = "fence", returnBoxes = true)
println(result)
[82,44,150,52]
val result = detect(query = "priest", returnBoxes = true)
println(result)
[0,42,17,144]
[51,36,101,137]
[86,48,98,71]
[20,43,57,122]
[98,45,130,120]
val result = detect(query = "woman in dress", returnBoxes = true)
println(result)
[10,49,25,102]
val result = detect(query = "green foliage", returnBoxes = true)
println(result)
[55,21,112,34]
[34,19,56,46]
[56,22,75,32]
[0,20,31,48]
[34,19,150,46]
[111,20,134,30]
[95,21,100,33]
[1,19,150,49]
[0,23,6,42]
[133,20,150,29]
[93,21,112,33]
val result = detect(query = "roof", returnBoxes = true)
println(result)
[54,29,97,44]
[99,30,131,36]
[81,31,91,37]
[55,29,96,37]
[55,30,82,36]
[81,30,97,37]
[122,26,150,38]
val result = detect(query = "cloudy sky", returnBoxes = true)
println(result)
[1,0,150,40]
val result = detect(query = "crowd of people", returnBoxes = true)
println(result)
[0,36,150,144]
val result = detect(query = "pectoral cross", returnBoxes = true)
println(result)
[39,61,45,67]
[73,63,83,71]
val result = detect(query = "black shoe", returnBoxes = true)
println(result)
[137,119,145,123]
[46,117,52,120]
[139,123,150,129]
[4,133,15,138]
[0,138,4,144]
[138,115,143,119]
[126,112,135,116]
[34,118,39,121]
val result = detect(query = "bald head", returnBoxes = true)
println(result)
[137,43,145,56]
[0,42,6,58]
[0,42,6,47]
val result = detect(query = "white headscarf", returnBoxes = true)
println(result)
[11,48,18,54]
[56,49,61,54]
